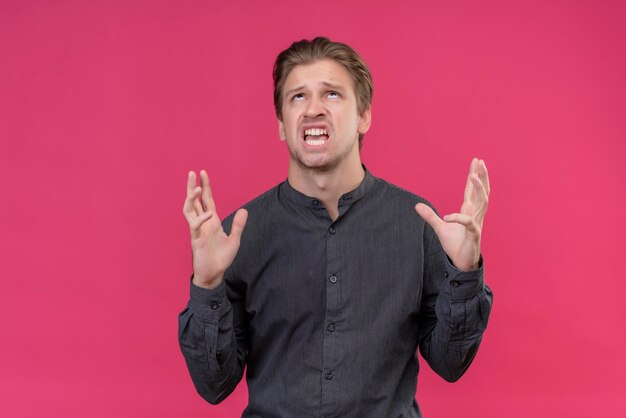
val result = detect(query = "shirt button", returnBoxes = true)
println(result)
[329,275,337,283]
[327,323,335,332]
[451,280,461,288]
[329,226,336,234]
[210,302,219,310]
[325,371,333,380]
[312,200,320,206]
[444,271,449,278]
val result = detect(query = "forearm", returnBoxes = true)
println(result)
[178,279,246,404]
[419,257,493,382]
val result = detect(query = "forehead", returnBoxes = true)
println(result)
[283,59,355,94]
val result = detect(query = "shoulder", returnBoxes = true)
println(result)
[371,175,436,210]
[368,174,439,235]
[221,183,282,234]
[368,175,440,244]
[241,184,281,213]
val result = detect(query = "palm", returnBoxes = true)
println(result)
[192,214,238,281]
[415,158,490,271]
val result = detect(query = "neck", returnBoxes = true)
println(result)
[288,155,365,220]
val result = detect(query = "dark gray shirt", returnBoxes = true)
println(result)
[178,170,493,418]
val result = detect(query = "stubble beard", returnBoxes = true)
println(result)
[289,136,358,174]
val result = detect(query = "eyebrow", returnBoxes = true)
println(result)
[284,82,345,98]
[284,85,305,97]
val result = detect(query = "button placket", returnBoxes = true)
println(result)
[322,219,340,413]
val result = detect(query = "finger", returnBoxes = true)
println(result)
[183,184,194,219]
[183,199,195,223]
[415,203,445,235]
[471,173,488,203]
[470,157,479,174]
[187,171,197,196]
[190,210,215,239]
[443,212,472,225]
[192,186,204,215]
[183,187,203,220]
[443,212,479,233]
[477,159,490,196]
[183,179,199,219]
[185,171,203,217]
[464,158,479,203]
[470,174,489,221]
[229,208,249,243]
[472,174,489,213]
[200,170,217,213]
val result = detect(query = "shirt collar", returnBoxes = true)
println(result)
[280,165,376,209]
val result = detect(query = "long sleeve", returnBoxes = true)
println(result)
[178,277,248,404]
[417,226,493,382]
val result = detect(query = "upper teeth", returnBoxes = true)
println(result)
[305,128,327,136]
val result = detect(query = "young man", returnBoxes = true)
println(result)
[180,37,493,417]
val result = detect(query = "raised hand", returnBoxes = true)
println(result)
[415,158,490,271]
[182,170,248,289]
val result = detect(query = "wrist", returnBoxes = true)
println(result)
[192,274,223,289]
[447,253,482,272]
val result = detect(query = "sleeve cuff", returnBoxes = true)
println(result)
[188,275,229,320]
[445,256,485,301]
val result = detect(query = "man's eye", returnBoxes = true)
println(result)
[328,91,339,98]
[292,94,304,101]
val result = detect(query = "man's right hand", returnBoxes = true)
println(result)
[183,170,248,289]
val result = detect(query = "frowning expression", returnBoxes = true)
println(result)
[278,59,371,171]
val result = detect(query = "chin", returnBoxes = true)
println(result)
[292,154,337,172]
[308,159,348,173]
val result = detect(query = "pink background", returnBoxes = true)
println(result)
[2,0,625,417]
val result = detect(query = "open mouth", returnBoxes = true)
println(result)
[303,128,329,146]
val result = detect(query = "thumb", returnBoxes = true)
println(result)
[229,208,249,242]
[415,203,444,234]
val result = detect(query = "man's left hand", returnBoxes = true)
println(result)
[415,158,490,271]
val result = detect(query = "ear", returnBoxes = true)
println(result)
[278,119,286,141]
[357,105,372,135]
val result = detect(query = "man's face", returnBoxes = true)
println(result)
[278,59,371,172]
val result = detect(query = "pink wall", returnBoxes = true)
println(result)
[2,1,625,416]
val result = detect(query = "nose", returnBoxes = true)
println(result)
[305,95,326,118]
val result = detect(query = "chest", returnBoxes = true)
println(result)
[239,210,426,334]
